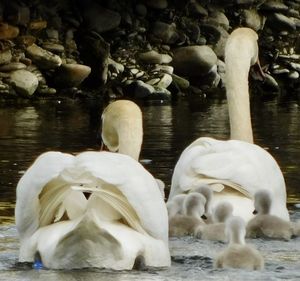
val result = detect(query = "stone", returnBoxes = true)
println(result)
[157,73,173,88]
[82,4,121,33]
[0,62,26,72]
[0,23,19,39]
[15,35,36,47]
[42,42,65,54]
[29,20,47,30]
[242,9,264,31]
[267,13,296,30]
[26,44,62,69]
[171,73,190,89]
[153,65,174,74]
[260,1,289,12]
[187,1,208,17]
[145,0,168,9]
[138,50,172,64]
[172,46,218,77]
[53,64,91,88]
[209,11,230,30]
[10,69,39,96]
[0,49,12,65]
[108,58,124,73]
[151,21,180,44]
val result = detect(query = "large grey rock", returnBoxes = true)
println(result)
[267,13,297,30]
[151,21,180,44]
[26,43,62,69]
[53,64,91,88]
[138,50,172,64]
[10,69,39,96]
[172,46,218,77]
[0,49,12,65]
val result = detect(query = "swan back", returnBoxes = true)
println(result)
[101,100,143,161]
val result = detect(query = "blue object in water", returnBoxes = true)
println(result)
[33,260,43,270]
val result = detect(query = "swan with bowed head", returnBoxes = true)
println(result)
[168,27,289,222]
[15,100,170,270]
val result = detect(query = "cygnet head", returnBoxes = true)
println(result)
[213,201,233,223]
[182,192,206,220]
[166,194,187,217]
[225,216,246,245]
[192,184,213,214]
[254,190,272,215]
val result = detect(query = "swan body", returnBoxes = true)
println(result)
[15,99,171,269]
[246,190,293,240]
[168,27,289,222]
[214,216,264,270]
[15,151,170,269]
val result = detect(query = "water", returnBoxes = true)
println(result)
[0,96,299,280]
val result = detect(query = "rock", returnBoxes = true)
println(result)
[82,3,121,33]
[10,69,39,96]
[153,65,174,74]
[4,3,30,26]
[171,73,190,89]
[187,1,208,17]
[26,43,62,69]
[135,4,147,17]
[288,71,299,79]
[53,64,91,88]
[172,46,218,77]
[0,49,12,65]
[0,23,19,39]
[290,62,300,72]
[157,73,173,88]
[151,21,180,44]
[15,35,36,47]
[138,50,172,64]
[145,0,168,9]
[242,9,264,31]
[267,13,296,30]
[0,62,26,72]
[42,42,65,54]
[260,1,289,12]
[209,11,230,30]
[108,58,124,74]
[28,20,47,31]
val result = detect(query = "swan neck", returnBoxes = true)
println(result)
[118,126,142,161]
[226,52,254,143]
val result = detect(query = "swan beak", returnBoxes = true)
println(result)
[251,58,266,82]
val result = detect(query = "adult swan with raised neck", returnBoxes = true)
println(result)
[168,28,289,222]
[15,100,170,270]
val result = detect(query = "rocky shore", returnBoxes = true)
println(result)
[0,0,299,100]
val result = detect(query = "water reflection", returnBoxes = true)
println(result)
[0,96,299,280]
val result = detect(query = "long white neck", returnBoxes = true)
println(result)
[225,42,254,143]
[117,123,143,161]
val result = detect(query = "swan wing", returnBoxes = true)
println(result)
[170,137,286,201]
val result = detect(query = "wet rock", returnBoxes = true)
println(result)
[267,13,297,30]
[26,44,62,69]
[151,21,180,44]
[145,0,168,9]
[171,73,190,89]
[0,49,12,65]
[4,2,30,26]
[187,1,208,18]
[138,50,172,64]
[209,11,230,30]
[260,1,289,12]
[0,23,19,39]
[241,9,264,31]
[15,35,36,48]
[157,73,173,88]
[42,42,65,54]
[135,4,147,17]
[172,46,218,77]
[82,3,121,33]
[53,64,91,88]
[153,65,174,74]
[9,69,39,96]
[0,62,26,72]
[28,20,47,31]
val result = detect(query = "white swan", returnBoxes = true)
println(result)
[15,100,171,270]
[214,216,264,270]
[246,190,293,240]
[168,27,289,222]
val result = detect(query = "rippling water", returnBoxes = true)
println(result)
[0,96,299,280]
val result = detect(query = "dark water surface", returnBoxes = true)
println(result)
[0,96,299,280]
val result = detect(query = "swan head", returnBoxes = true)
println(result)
[253,190,272,215]
[213,201,233,223]
[225,216,246,245]
[166,194,187,218]
[101,100,143,161]
[192,184,213,214]
[182,192,206,219]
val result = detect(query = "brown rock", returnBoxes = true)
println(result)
[0,23,19,40]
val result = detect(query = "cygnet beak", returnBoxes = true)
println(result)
[201,214,207,220]
[252,209,258,215]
